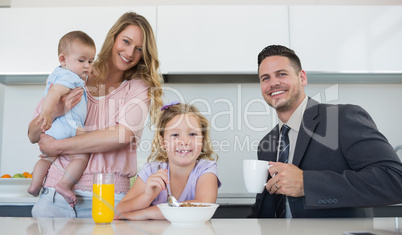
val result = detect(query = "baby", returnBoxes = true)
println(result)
[28,31,96,207]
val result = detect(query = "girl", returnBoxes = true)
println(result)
[115,102,221,220]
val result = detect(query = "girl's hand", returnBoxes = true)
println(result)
[38,133,58,157]
[144,169,168,197]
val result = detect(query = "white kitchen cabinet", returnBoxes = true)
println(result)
[157,6,289,74]
[0,7,156,74]
[289,6,402,73]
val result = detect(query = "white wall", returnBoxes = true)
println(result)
[7,0,402,7]
[0,85,45,177]
[2,82,402,195]
[0,7,157,74]
[0,84,4,171]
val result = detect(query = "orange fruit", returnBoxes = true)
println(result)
[1,174,12,178]
[22,172,32,178]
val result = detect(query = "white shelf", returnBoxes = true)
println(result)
[0,179,38,205]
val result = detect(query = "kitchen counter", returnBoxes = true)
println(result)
[1,217,401,235]
[0,179,253,206]
[1,179,401,218]
[0,179,37,206]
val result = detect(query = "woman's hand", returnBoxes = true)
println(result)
[38,133,59,157]
[52,87,83,119]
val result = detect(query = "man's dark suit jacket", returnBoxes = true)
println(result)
[249,98,402,218]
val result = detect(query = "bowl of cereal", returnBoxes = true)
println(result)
[157,202,219,226]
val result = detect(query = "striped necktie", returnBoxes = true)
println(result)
[275,124,290,218]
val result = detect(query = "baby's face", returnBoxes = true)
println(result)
[62,41,96,80]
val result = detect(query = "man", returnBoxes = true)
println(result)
[249,45,402,218]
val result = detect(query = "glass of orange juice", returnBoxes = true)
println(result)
[92,173,115,224]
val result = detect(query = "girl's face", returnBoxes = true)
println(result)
[110,25,144,72]
[160,113,204,167]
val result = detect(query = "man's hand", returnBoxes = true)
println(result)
[265,161,304,197]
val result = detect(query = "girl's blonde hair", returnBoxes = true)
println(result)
[148,103,218,163]
[93,12,163,125]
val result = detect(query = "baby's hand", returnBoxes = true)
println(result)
[36,112,52,132]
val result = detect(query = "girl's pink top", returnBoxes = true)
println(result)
[32,79,150,193]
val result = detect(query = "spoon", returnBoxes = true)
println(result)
[167,194,179,207]
[157,165,179,207]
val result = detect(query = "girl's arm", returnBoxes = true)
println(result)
[38,123,134,156]
[117,206,165,220]
[116,169,168,216]
[187,173,219,203]
[28,87,83,143]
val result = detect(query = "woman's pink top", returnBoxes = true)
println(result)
[32,79,150,193]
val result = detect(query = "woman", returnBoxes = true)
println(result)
[28,12,163,218]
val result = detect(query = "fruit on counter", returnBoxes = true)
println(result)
[12,173,25,178]
[23,172,33,178]
[0,172,33,178]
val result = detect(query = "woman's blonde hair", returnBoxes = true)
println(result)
[148,103,218,163]
[93,12,163,125]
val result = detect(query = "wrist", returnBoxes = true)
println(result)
[52,138,65,155]
[51,112,60,121]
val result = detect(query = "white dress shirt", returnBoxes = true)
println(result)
[277,95,308,218]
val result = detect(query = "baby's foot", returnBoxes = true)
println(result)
[27,184,41,197]
[55,183,76,207]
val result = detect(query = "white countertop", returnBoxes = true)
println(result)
[1,217,401,235]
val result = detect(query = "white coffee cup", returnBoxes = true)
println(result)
[243,160,271,193]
